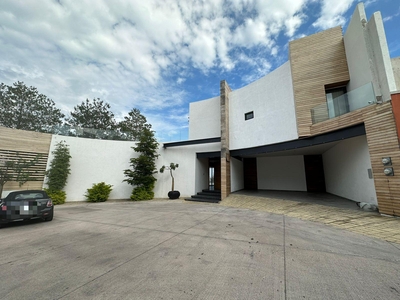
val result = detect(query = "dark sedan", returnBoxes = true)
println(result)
[0,190,54,227]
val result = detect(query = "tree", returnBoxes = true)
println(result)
[46,141,71,191]
[123,128,159,200]
[44,141,71,205]
[118,108,152,141]
[0,81,64,132]
[66,98,117,139]
[0,154,41,197]
[160,163,179,191]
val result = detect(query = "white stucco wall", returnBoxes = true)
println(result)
[323,136,377,204]
[45,135,138,201]
[257,156,307,191]
[344,3,374,93]
[392,57,400,91]
[344,3,397,100]
[189,96,220,140]
[229,62,298,150]
[46,135,220,201]
[367,12,397,96]
[231,157,244,192]
[156,142,220,197]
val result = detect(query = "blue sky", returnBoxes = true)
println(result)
[0,0,399,141]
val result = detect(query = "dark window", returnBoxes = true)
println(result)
[245,111,254,120]
[325,86,349,118]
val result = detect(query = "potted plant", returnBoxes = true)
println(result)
[160,163,180,199]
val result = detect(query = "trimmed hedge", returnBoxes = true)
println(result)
[44,188,66,205]
[85,182,113,202]
[130,186,154,201]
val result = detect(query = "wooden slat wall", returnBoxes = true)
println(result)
[363,101,400,216]
[4,181,44,190]
[310,105,373,135]
[309,101,400,216]
[0,149,49,181]
[0,126,52,153]
[0,126,52,191]
[289,26,350,137]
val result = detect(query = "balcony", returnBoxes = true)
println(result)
[311,82,376,124]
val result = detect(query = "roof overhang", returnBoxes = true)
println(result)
[230,123,366,157]
[163,137,221,148]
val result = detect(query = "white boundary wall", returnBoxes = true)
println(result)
[229,62,298,150]
[46,135,220,201]
[257,156,307,191]
[45,135,137,201]
[323,136,377,204]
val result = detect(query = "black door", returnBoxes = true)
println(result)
[304,155,326,192]
[243,158,258,190]
[209,158,221,191]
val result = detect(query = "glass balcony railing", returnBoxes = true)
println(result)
[311,82,376,124]
[45,125,189,142]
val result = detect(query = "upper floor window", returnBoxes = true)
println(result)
[245,111,254,120]
[325,86,348,118]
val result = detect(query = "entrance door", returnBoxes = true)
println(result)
[243,158,258,190]
[209,158,221,191]
[304,155,326,192]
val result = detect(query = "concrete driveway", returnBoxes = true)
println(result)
[1,200,400,300]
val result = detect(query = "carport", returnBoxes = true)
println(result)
[230,124,378,207]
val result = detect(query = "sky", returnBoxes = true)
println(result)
[0,0,399,142]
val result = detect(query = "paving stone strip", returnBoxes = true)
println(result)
[220,194,400,244]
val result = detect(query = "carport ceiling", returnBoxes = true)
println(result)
[247,140,340,157]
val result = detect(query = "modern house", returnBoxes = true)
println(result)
[1,3,399,217]
[163,2,400,216]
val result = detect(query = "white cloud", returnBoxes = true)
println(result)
[176,78,185,84]
[313,0,356,29]
[189,32,217,69]
[364,0,378,8]
[0,0,363,138]
[383,7,400,22]
[285,14,305,37]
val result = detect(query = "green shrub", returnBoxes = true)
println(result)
[46,141,71,191]
[85,182,113,202]
[44,188,66,205]
[130,186,154,201]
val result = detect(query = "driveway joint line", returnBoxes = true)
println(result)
[388,241,400,251]
[283,215,287,300]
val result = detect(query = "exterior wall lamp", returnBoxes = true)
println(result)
[384,167,394,176]
[382,157,392,166]
[382,157,394,176]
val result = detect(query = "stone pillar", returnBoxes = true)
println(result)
[220,80,231,199]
